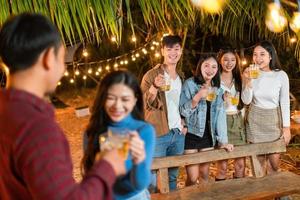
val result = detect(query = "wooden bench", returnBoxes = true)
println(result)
[151,139,300,200]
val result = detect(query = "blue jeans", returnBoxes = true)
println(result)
[150,128,185,191]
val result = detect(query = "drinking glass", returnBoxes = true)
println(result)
[249,64,260,79]
[206,87,217,101]
[159,73,171,91]
[106,127,130,159]
[230,91,240,106]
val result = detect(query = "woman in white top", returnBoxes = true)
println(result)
[242,41,291,174]
[216,49,246,180]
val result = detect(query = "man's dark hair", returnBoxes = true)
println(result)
[161,35,182,48]
[0,13,62,74]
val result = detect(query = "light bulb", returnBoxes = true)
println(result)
[83,75,87,80]
[98,67,102,72]
[114,63,118,67]
[155,52,160,58]
[150,46,155,50]
[82,49,88,57]
[75,70,80,76]
[57,81,61,86]
[88,68,92,74]
[124,60,128,65]
[290,37,297,43]
[135,53,140,57]
[132,36,137,42]
[111,36,116,42]
[70,79,74,83]
[290,12,300,33]
[241,59,247,65]
[105,65,110,70]
[64,71,69,76]
[132,56,136,61]
[265,3,287,33]
[191,0,225,14]
[95,71,100,76]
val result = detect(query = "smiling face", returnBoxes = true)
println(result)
[200,57,219,82]
[161,43,182,65]
[253,45,271,71]
[220,52,236,73]
[104,83,137,122]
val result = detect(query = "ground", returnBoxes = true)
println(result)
[55,88,300,199]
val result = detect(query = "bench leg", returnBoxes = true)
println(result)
[250,154,264,178]
[157,168,170,194]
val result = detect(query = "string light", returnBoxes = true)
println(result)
[131,36,137,42]
[191,0,226,14]
[154,52,160,58]
[83,75,87,80]
[75,70,80,76]
[98,67,102,72]
[82,49,89,57]
[290,12,300,33]
[88,68,93,74]
[132,56,136,61]
[57,81,62,86]
[135,53,140,57]
[120,60,124,65]
[95,71,100,76]
[70,78,75,84]
[64,71,69,76]
[124,60,128,65]
[241,59,247,65]
[265,1,287,33]
[150,46,155,50]
[114,63,119,68]
[290,37,297,43]
[142,48,148,54]
[111,36,117,42]
[105,65,110,71]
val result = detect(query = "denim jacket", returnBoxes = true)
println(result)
[179,77,228,146]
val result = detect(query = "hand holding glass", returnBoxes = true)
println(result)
[249,64,260,79]
[230,91,240,106]
[160,73,171,91]
[99,128,130,159]
[206,87,217,101]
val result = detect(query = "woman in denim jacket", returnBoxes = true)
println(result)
[180,54,234,185]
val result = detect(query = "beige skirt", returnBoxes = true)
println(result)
[245,105,282,143]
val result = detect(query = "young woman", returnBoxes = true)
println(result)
[242,41,291,174]
[179,54,234,185]
[82,70,155,200]
[216,49,246,180]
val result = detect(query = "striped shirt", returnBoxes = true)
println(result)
[0,88,116,200]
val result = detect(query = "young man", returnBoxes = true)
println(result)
[141,35,187,191]
[0,13,126,200]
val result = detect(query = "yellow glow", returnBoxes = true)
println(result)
[83,75,87,80]
[132,56,136,61]
[265,3,287,33]
[88,68,92,74]
[95,71,100,76]
[98,67,102,72]
[124,60,128,65]
[75,70,80,76]
[82,49,88,57]
[150,46,155,50]
[290,12,300,33]
[132,36,137,42]
[135,53,140,57]
[155,52,160,58]
[241,59,247,65]
[142,48,148,54]
[70,79,74,83]
[105,65,110,70]
[57,81,61,86]
[114,63,118,67]
[64,71,69,76]
[120,60,124,65]
[191,0,225,14]
[111,36,117,42]
[290,37,297,43]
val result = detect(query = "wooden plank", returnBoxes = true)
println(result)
[151,171,300,200]
[157,168,169,194]
[250,154,264,178]
[152,139,286,170]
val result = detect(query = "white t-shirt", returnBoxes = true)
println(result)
[164,72,182,130]
[241,70,290,127]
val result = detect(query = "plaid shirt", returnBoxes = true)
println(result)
[0,88,116,200]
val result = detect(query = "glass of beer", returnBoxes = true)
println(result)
[206,87,217,101]
[230,91,240,106]
[249,64,260,79]
[159,73,171,91]
[107,128,130,159]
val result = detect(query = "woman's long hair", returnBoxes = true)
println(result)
[194,54,221,88]
[81,70,144,175]
[218,49,244,110]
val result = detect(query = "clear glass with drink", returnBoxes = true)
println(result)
[159,73,171,91]
[230,91,240,106]
[249,64,260,79]
[206,87,217,101]
[98,128,130,159]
